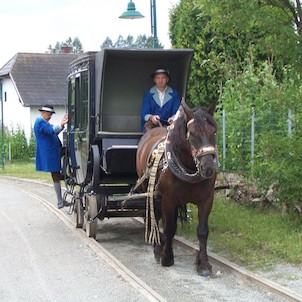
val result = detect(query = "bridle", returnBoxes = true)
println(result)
[187,116,216,156]
[165,117,217,183]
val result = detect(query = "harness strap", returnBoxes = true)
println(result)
[194,145,216,157]
[145,141,165,245]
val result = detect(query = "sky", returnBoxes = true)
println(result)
[0,0,180,68]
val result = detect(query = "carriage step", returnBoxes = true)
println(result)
[108,192,148,202]
[105,209,145,218]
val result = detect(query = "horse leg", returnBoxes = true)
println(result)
[161,203,178,267]
[196,205,212,277]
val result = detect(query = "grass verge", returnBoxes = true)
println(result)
[178,194,302,270]
[0,159,52,183]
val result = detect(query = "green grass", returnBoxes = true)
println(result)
[0,159,52,183]
[1,160,301,271]
[178,194,302,270]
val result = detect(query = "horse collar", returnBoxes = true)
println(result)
[165,141,205,183]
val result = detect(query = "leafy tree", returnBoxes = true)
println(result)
[251,68,302,213]
[47,36,84,54]
[170,1,227,106]
[268,0,302,35]
[101,37,114,48]
[213,57,302,214]
[169,0,302,214]
[169,0,302,106]
[100,34,163,49]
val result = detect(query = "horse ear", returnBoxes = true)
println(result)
[181,98,194,120]
[207,101,216,116]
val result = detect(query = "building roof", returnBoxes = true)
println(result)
[0,52,78,107]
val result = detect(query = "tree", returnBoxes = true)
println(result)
[101,37,114,48]
[47,36,84,54]
[100,34,163,49]
[169,0,302,106]
[268,0,302,35]
[169,0,302,214]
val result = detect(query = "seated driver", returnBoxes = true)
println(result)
[141,68,181,131]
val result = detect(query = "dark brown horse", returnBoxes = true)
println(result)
[136,100,217,276]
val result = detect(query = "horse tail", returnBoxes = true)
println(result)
[178,204,190,224]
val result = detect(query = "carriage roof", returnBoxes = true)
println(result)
[69,48,194,134]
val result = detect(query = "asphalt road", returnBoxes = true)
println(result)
[1,177,300,302]
[0,178,146,302]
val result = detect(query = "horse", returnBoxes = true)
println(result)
[136,100,218,276]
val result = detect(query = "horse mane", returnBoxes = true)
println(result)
[194,107,217,134]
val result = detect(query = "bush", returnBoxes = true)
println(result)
[1,126,35,161]
[28,129,36,159]
[9,126,28,160]
[253,133,302,212]
[218,61,302,214]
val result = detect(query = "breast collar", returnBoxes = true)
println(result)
[164,124,206,183]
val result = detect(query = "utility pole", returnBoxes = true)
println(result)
[0,80,4,169]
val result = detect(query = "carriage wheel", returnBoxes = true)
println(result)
[91,145,100,187]
[73,192,84,228]
[85,194,98,238]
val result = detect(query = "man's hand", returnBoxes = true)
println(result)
[168,116,174,124]
[150,115,160,124]
[61,113,68,128]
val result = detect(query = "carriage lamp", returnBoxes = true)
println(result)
[119,0,158,48]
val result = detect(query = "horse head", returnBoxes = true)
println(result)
[177,99,218,180]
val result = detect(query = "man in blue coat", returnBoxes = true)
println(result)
[34,105,69,209]
[141,68,181,131]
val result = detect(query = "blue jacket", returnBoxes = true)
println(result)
[34,116,63,172]
[141,85,181,130]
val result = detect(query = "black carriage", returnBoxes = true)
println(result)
[63,48,193,238]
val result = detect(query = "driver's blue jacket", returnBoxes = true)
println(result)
[141,85,180,131]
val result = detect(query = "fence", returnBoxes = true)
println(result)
[216,108,295,172]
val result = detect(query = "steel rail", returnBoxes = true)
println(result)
[174,235,302,302]
[133,217,302,302]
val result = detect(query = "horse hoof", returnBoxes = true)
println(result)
[161,256,174,267]
[197,267,212,277]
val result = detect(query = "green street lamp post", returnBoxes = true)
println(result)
[119,0,158,48]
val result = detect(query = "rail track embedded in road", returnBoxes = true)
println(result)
[2,177,302,302]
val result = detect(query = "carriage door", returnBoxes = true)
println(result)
[68,71,90,184]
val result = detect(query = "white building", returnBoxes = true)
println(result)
[0,52,78,141]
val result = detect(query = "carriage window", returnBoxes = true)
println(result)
[79,71,89,131]
[75,76,80,129]
[68,79,77,129]
[69,71,89,132]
